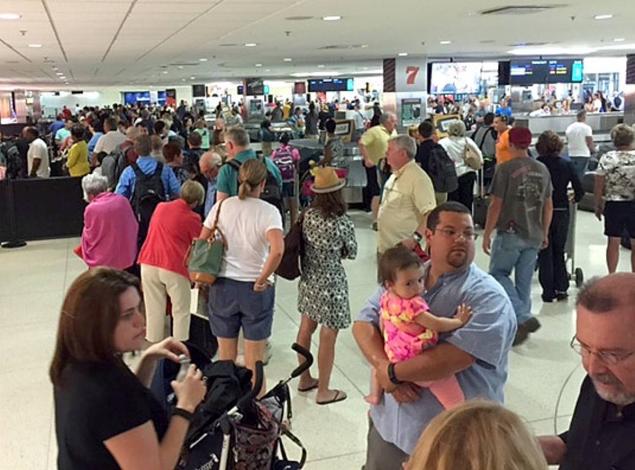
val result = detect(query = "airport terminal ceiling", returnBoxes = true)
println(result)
[0,0,633,88]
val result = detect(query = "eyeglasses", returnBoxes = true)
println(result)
[433,228,478,241]
[570,336,635,366]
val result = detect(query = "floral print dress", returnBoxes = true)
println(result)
[297,208,357,330]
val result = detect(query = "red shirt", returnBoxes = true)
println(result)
[138,199,202,279]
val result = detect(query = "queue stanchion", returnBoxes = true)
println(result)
[1,179,27,249]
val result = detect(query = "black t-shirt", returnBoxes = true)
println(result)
[54,359,168,470]
[560,376,635,470]
[537,155,585,209]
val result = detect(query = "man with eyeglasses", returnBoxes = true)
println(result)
[354,202,516,470]
[483,126,553,346]
[538,273,635,470]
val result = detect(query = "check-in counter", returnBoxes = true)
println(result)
[290,139,366,204]
[514,112,623,144]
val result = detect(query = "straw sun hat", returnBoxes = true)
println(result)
[310,166,346,194]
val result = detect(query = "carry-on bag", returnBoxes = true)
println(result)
[473,167,490,228]
[188,199,226,284]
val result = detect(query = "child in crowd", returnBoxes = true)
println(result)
[366,245,471,407]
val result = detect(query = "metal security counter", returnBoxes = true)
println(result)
[514,112,622,141]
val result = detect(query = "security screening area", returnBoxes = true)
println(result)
[1,1,635,469]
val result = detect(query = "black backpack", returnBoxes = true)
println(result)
[226,157,283,211]
[0,142,22,179]
[428,144,458,193]
[131,162,166,239]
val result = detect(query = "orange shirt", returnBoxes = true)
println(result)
[496,129,513,164]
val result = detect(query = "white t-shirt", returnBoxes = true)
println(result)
[27,138,50,178]
[566,121,593,157]
[93,131,126,155]
[203,196,283,282]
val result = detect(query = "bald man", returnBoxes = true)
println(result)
[198,151,223,218]
[539,273,635,470]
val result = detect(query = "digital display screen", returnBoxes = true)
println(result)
[511,59,583,85]
[237,85,244,95]
[430,63,483,94]
[308,78,354,92]
[192,84,207,97]
[157,91,166,104]
[245,78,264,96]
[123,91,150,105]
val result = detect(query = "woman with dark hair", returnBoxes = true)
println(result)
[66,124,90,177]
[163,141,189,184]
[322,118,343,167]
[295,167,357,405]
[50,268,206,470]
[536,130,584,302]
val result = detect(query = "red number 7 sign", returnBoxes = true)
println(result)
[406,66,420,85]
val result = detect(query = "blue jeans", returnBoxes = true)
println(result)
[489,232,540,324]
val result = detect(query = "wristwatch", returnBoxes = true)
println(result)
[387,363,402,385]
[413,231,424,243]
[172,407,194,422]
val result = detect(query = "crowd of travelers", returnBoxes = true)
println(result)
[0,95,633,469]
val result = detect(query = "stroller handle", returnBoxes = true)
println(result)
[237,361,264,410]
[290,343,314,378]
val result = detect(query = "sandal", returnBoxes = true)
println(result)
[316,390,347,405]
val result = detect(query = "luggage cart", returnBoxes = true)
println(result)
[565,201,584,288]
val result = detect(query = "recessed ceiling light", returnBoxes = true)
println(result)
[190,76,195,80]
[360,44,368,48]
[322,15,341,21]
[178,66,183,69]
[265,69,271,72]
[398,52,408,56]
[244,43,257,47]
[162,70,168,74]
[255,63,262,67]
[317,64,325,68]
[283,58,292,62]
[0,13,21,20]
[28,44,42,48]
[55,72,63,75]
[614,38,626,42]
[594,14,613,20]
[440,40,452,45]
[199,58,208,62]
[182,78,186,82]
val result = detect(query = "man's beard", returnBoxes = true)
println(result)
[447,249,468,268]
[591,373,635,407]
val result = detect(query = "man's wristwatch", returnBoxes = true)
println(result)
[172,407,194,422]
[387,363,402,385]
[413,231,423,243]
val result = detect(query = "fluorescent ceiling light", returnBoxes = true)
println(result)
[322,16,341,21]
[190,76,195,80]
[507,45,596,56]
[28,44,42,48]
[255,63,262,67]
[317,64,325,68]
[265,69,271,72]
[614,38,625,42]
[162,71,168,74]
[199,58,208,62]
[244,43,257,47]
[291,71,340,78]
[398,52,408,56]
[55,72,63,75]
[440,40,452,45]
[0,13,21,20]
[594,14,613,20]
[177,66,183,69]
[283,58,292,62]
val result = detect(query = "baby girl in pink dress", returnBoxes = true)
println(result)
[366,246,471,407]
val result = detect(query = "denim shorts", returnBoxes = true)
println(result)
[207,278,275,341]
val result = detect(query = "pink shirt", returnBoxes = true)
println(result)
[138,199,202,279]
[81,192,138,269]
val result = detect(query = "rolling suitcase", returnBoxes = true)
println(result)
[473,168,489,228]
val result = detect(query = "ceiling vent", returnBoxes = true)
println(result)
[285,16,313,21]
[318,45,351,50]
[169,62,198,67]
[480,5,566,15]
[218,43,238,47]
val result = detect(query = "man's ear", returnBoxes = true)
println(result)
[424,227,434,246]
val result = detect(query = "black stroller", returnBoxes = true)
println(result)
[152,342,312,470]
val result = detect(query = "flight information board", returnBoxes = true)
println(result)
[510,59,583,85]
[308,78,354,92]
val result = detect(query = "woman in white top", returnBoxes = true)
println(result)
[200,159,284,391]
[439,120,483,212]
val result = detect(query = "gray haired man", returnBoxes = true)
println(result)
[377,135,436,254]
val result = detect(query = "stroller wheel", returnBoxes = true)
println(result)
[575,268,584,288]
